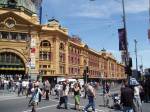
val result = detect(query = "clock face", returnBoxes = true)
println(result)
[5,17,16,28]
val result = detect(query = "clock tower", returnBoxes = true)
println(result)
[0,0,42,80]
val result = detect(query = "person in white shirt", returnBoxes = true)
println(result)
[22,80,27,95]
[57,81,69,109]
[134,84,142,112]
[83,83,96,112]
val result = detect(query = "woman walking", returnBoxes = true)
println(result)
[74,82,81,110]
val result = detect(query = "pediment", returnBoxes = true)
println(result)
[0,11,40,29]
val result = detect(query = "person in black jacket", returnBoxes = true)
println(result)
[121,80,134,112]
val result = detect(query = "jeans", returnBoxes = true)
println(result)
[84,96,95,111]
[103,93,109,106]
[123,106,133,112]
[57,96,68,109]
[134,95,142,112]
[64,96,68,109]
[45,90,49,100]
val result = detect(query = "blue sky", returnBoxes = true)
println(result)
[41,0,150,70]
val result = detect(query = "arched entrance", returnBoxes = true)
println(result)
[0,52,26,79]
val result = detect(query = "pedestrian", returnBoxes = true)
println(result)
[133,83,142,112]
[38,80,43,102]
[22,80,27,95]
[56,83,64,109]
[44,80,50,100]
[57,81,69,109]
[144,78,150,102]
[120,80,134,112]
[28,82,43,112]
[26,80,32,98]
[18,80,22,96]
[73,82,81,110]
[83,83,96,112]
[103,82,110,107]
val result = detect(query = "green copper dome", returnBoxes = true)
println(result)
[0,0,42,14]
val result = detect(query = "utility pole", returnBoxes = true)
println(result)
[122,0,129,66]
[134,39,138,71]
[149,0,150,27]
[121,0,133,79]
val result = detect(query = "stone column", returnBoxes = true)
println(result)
[29,31,39,79]
[54,37,59,75]
[65,42,69,75]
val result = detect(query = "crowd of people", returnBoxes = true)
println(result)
[24,79,98,112]
[0,76,150,112]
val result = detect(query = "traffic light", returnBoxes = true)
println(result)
[125,66,132,76]
[137,71,141,79]
[83,70,89,83]
[128,57,132,67]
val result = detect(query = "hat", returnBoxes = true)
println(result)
[130,78,139,86]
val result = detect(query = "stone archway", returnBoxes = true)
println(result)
[0,48,27,77]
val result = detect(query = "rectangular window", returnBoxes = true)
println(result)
[43,52,47,60]
[20,33,27,40]
[43,65,47,68]
[11,32,18,40]
[1,32,8,39]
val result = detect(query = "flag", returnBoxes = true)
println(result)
[118,28,127,51]
[148,29,150,40]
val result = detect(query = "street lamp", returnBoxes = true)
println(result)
[83,65,89,84]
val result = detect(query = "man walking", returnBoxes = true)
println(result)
[28,82,43,112]
[44,80,50,100]
[83,83,96,112]
[121,80,134,112]
[57,81,69,109]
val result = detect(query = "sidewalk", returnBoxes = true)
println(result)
[0,90,17,97]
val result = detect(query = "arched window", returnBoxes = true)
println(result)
[59,43,65,50]
[40,40,50,47]
[0,52,24,68]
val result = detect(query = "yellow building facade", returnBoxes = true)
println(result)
[0,3,126,81]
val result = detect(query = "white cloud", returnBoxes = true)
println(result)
[125,0,148,14]
[43,0,149,19]
[73,3,111,18]
[68,0,148,18]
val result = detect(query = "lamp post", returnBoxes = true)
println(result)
[134,39,138,72]
[83,64,89,99]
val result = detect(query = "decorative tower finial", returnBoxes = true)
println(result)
[7,0,17,8]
